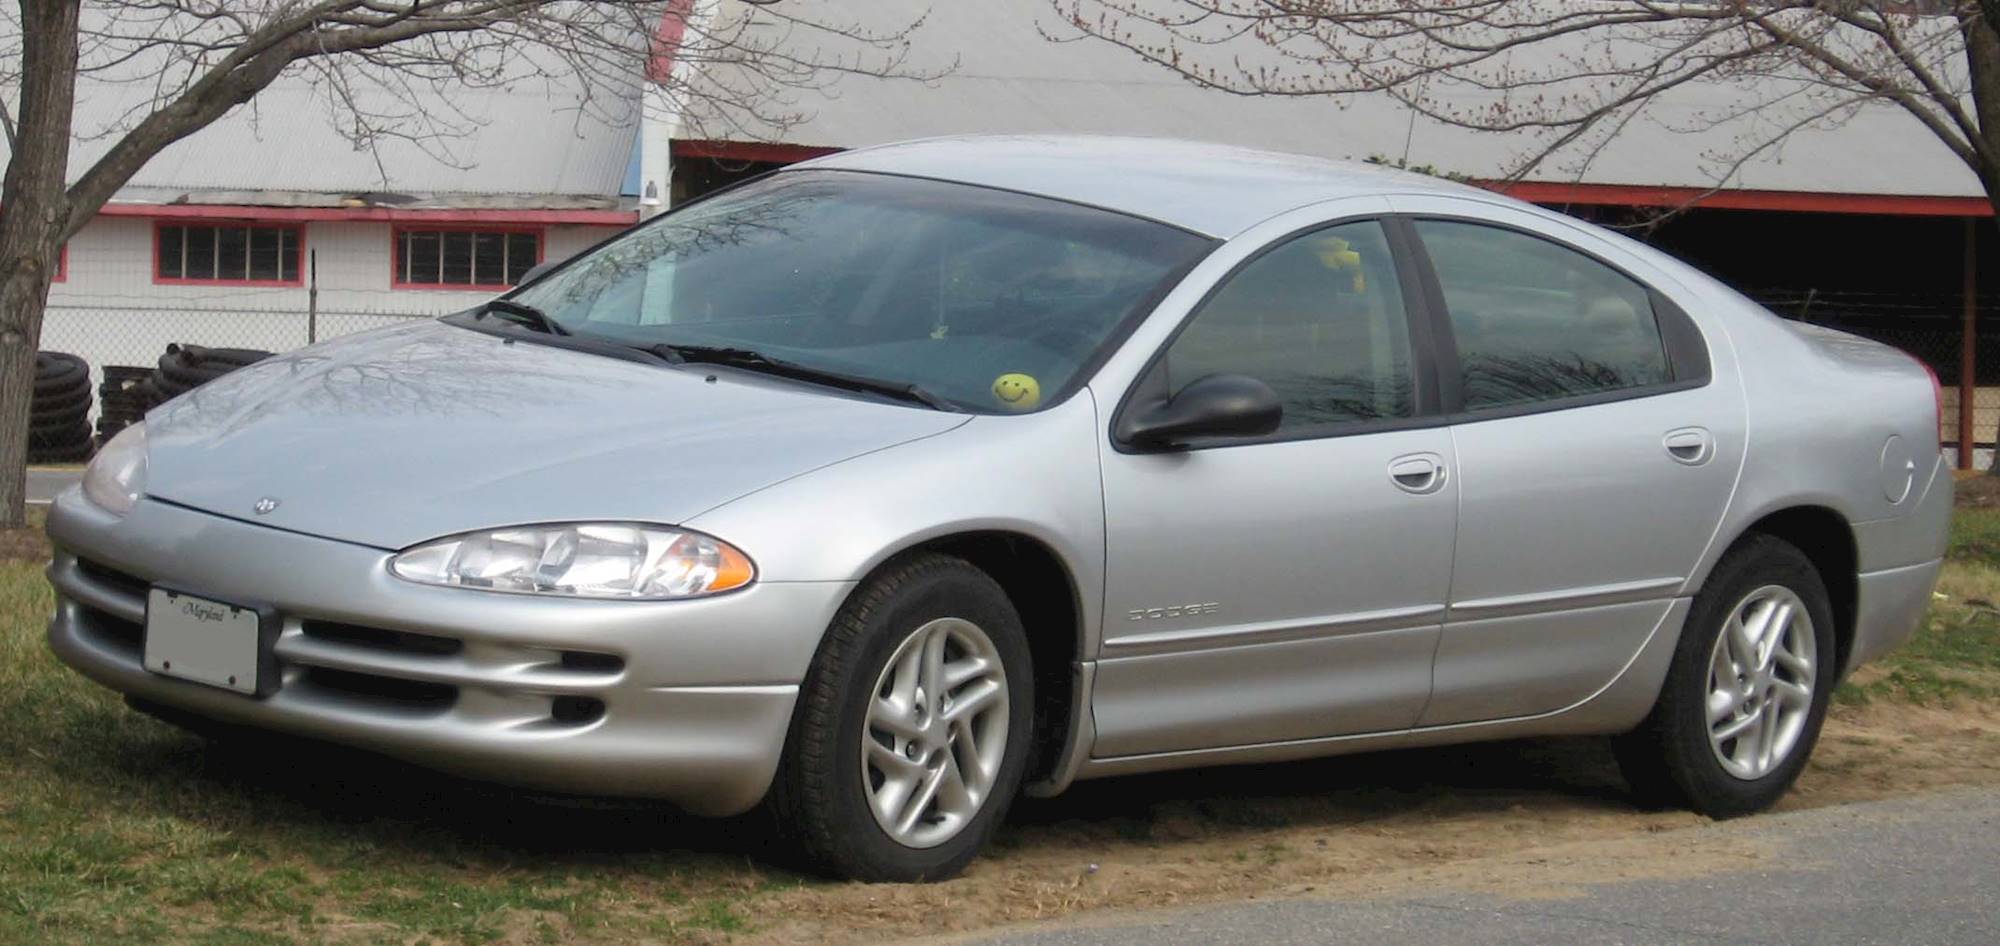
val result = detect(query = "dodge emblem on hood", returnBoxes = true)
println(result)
[253,497,280,515]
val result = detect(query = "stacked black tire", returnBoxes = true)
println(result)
[30,352,95,463]
[146,344,274,407]
[96,366,152,444]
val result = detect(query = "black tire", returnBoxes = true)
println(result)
[1614,534,1836,818]
[33,366,88,397]
[159,355,230,389]
[166,362,230,385]
[28,439,94,463]
[30,410,90,438]
[194,347,274,368]
[33,374,88,398]
[29,428,92,451]
[32,385,92,415]
[147,374,187,403]
[143,380,174,408]
[770,553,1035,882]
[34,351,85,382]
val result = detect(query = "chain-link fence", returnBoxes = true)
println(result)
[40,304,427,374]
[1749,289,1996,470]
[34,303,431,443]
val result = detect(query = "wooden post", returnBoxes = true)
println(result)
[307,249,319,345]
[1962,219,1978,470]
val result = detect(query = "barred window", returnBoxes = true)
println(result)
[395,228,541,288]
[157,224,301,283]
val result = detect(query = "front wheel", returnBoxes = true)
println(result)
[1615,534,1836,817]
[771,554,1033,881]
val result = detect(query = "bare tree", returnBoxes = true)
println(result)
[1053,0,1998,458]
[0,0,934,527]
[1051,2,1997,203]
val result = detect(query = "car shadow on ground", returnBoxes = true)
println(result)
[124,710,1643,876]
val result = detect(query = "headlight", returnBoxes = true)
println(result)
[389,523,755,599]
[82,423,148,515]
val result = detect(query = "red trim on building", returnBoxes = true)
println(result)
[647,0,695,83]
[151,219,307,287]
[102,204,636,226]
[672,139,843,165]
[1485,181,1995,217]
[389,224,547,291]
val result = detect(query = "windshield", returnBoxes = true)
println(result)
[504,170,1214,412]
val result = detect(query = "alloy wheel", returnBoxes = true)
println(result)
[1704,584,1818,781]
[860,617,1011,848]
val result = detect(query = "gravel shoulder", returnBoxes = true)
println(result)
[927,786,2000,946]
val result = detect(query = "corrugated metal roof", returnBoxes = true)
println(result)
[682,0,1982,200]
[84,79,635,202]
[808,135,1486,237]
[1,35,640,208]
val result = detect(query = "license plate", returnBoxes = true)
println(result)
[144,589,263,695]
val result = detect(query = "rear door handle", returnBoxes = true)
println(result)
[1388,453,1448,495]
[1664,427,1715,466]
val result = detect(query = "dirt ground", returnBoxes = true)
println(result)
[0,506,46,562]
[741,696,2000,946]
[1951,469,2000,507]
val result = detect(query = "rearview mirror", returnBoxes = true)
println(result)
[1121,374,1282,449]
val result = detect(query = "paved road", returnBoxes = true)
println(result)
[945,789,2000,946]
[25,468,80,505]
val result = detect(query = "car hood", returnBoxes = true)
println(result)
[141,320,970,549]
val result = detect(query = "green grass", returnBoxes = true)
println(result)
[0,551,793,945]
[2,505,1998,944]
[1946,502,2000,565]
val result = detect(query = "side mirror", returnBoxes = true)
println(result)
[1121,373,1282,449]
[514,259,561,286]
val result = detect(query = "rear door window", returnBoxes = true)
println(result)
[1414,220,1670,411]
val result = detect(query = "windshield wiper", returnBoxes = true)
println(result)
[646,343,961,412]
[476,298,569,336]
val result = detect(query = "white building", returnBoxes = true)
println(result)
[23,70,645,378]
[11,2,1998,463]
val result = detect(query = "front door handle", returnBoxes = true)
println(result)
[1664,427,1715,466]
[1388,453,1448,495]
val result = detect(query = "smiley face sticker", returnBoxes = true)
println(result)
[991,373,1041,412]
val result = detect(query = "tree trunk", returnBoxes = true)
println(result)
[0,0,82,528]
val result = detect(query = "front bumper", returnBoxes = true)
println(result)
[44,491,855,816]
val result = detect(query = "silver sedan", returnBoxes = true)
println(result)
[45,136,1949,881]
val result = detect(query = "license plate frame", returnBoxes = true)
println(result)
[143,588,279,697]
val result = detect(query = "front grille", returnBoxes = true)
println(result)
[76,604,143,656]
[76,558,149,601]
[551,696,606,724]
[559,650,625,674]
[57,556,612,727]
[299,667,456,709]
[300,620,462,656]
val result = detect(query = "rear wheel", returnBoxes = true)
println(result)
[1615,534,1836,817]
[772,553,1032,882]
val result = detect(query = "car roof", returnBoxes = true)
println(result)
[800,134,1501,239]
